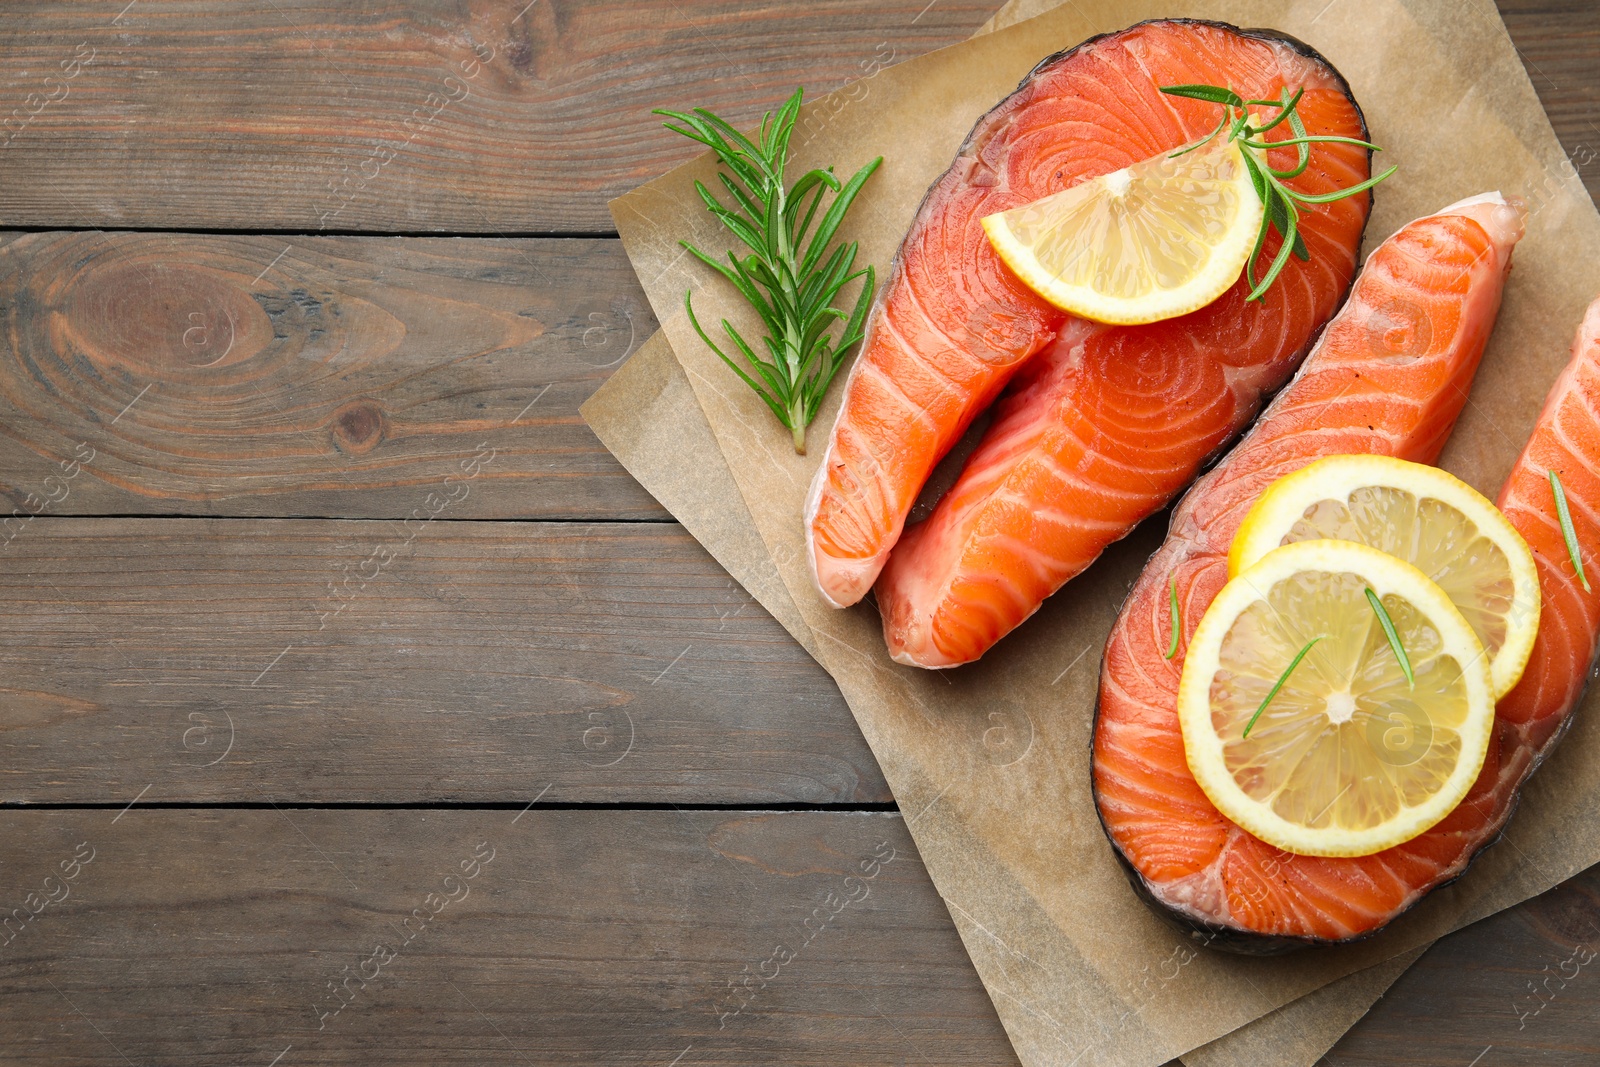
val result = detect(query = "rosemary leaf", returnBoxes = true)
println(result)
[1165,574,1182,660]
[1161,84,1245,107]
[1248,188,1301,301]
[1245,86,1304,135]
[1243,636,1323,739]
[1365,588,1415,689]
[1550,469,1593,593]
[1245,134,1383,152]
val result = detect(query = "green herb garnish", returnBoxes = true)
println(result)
[1243,636,1322,739]
[1365,588,1415,688]
[1550,469,1592,593]
[1161,84,1396,302]
[1165,574,1182,660]
[655,88,882,454]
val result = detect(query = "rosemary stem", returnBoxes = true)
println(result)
[1159,82,1395,301]
[789,400,808,454]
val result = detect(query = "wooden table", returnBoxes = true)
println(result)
[0,3,1596,1064]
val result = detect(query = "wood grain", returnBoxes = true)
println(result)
[0,809,1013,1066]
[0,231,669,520]
[0,518,883,804]
[1500,0,1600,175]
[4,808,1598,1066]
[0,3,1593,1065]
[0,0,1000,233]
[0,1,1587,235]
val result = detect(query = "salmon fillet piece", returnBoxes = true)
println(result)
[1093,193,1538,949]
[805,19,1372,611]
[1489,296,1600,799]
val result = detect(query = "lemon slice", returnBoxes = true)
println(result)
[981,137,1263,325]
[1229,455,1540,698]
[1180,539,1496,858]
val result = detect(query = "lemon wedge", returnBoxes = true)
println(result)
[1229,455,1540,698]
[981,137,1263,325]
[1180,539,1496,858]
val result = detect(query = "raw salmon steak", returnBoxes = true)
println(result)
[806,19,1373,612]
[1093,193,1545,951]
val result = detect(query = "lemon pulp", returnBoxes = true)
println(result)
[1181,539,1496,857]
[1229,455,1540,697]
[981,138,1263,325]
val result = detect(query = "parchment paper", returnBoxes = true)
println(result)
[589,2,1600,1064]
[582,333,1425,1066]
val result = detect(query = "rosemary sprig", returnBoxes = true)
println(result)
[655,88,882,454]
[1165,574,1182,660]
[1162,84,1397,301]
[1550,469,1592,593]
[1365,588,1415,688]
[1243,636,1322,739]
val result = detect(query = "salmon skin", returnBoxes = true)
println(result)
[806,19,1373,613]
[1092,193,1531,953]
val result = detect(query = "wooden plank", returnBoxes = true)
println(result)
[0,231,667,520]
[0,518,885,804]
[0,1,1588,235]
[5,808,1597,1065]
[0,809,1015,1066]
[0,0,1000,233]
[1500,0,1600,184]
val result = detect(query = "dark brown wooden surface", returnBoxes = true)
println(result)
[0,1,1591,235]
[0,0,1001,233]
[0,1,1594,1065]
[2,808,1596,1066]
[0,518,882,804]
[0,232,666,520]
[0,811,1010,1066]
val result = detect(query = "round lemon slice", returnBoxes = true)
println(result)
[1229,455,1540,698]
[980,137,1263,325]
[1180,539,1496,858]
